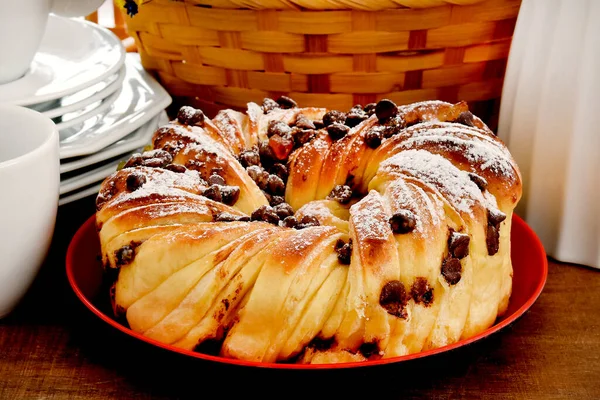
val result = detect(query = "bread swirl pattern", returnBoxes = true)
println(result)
[95,97,522,364]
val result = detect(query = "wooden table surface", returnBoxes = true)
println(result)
[1,196,599,400]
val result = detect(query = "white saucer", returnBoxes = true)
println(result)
[60,112,165,174]
[58,182,103,206]
[60,149,139,196]
[55,87,121,131]
[0,15,125,106]
[33,65,126,119]
[58,54,172,159]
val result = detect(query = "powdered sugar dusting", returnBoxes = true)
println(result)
[162,123,204,143]
[350,191,391,241]
[399,134,514,177]
[212,110,246,153]
[380,149,485,216]
[110,167,205,208]
[290,133,330,176]
[181,136,230,161]
[144,202,211,219]
[398,100,451,121]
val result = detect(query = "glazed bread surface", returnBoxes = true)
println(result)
[95,97,522,364]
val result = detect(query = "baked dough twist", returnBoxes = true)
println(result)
[95,97,521,364]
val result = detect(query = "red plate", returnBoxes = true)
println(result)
[66,214,547,370]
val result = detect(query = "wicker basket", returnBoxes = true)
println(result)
[121,0,521,129]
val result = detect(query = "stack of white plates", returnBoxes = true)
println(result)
[0,15,172,206]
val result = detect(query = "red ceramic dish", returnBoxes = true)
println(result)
[66,214,547,370]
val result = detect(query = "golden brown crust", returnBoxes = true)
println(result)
[94,98,522,365]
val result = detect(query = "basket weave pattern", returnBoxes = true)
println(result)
[123,0,521,126]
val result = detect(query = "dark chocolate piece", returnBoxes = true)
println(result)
[379,280,408,318]
[326,123,349,140]
[329,184,352,204]
[441,257,462,285]
[389,210,417,234]
[125,172,146,192]
[375,99,398,122]
[411,277,434,306]
[177,106,205,127]
[448,230,470,260]
[456,111,475,127]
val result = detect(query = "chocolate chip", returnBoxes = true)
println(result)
[364,128,383,149]
[123,154,143,169]
[281,216,298,228]
[307,336,335,351]
[276,95,297,109]
[124,150,173,169]
[295,114,315,130]
[326,123,349,140]
[251,205,280,225]
[293,128,316,147]
[363,103,376,116]
[486,224,500,256]
[382,117,406,138]
[411,277,433,306]
[177,106,205,127]
[322,110,346,127]
[389,210,416,234]
[126,172,146,192]
[273,203,294,219]
[468,172,488,191]
[185,159,204,173]
[441,257,462,285]
[485,209,505,256]
[266,174,285,195]
[359,342,379,358]
[379,280,408,318]
[145,150,173,167]
[267,120,292,138]
[335,238,352,265]
[208,174,226,186]
[312,120,325,130]
[375,99,398,122]
[239,150,261,168]
[345,113,367,128]
[487,209,507,225]
[202,185,222,203]
[262,98,279,113]
[270,195,285,206]
[246,165,268,189]
[295,215,320,229]
[220,185,240,206]
[96,193,108,211]
[448,230,470,259]
[258,141,277,166]
[161,142,181,158]
[214,212,250,222]
[115,242,139,266]
[456,111,475,127]
[345,106,367,128]
[164,164,186,173]
[269,163,288,182]
[329,184,352,204]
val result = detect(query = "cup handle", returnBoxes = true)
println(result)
[51,0,107,18]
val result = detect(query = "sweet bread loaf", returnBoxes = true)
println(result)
[95,97,522,364]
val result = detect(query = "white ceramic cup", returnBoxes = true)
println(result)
[0,0,106,84]
[0,105,60,318]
